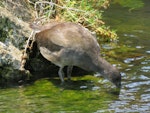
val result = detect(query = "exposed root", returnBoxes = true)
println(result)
[20,31,35,72]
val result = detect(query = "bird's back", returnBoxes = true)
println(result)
[36,22,100,55]
[35,22,100,69]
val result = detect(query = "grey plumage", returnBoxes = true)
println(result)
[31,22,121,88]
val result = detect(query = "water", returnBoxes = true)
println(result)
[101,0,150,112]
[0,0,150,113]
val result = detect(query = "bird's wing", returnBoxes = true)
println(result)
[36,22,100,56]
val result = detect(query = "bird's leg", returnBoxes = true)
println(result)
[58,67,65,83]
[67,66,73,81]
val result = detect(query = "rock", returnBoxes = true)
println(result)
[0,0,33,87]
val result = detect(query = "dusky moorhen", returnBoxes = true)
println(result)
[30,22,121,88]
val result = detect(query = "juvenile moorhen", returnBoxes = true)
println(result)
[31,22,121,88]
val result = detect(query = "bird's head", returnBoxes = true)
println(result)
[108,69,121,88]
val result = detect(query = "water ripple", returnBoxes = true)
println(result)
[124,56,145,64]
[125,81,150,88]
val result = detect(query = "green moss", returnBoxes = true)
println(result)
[22,78,118,112]
[113,0,144,10]
[0,16,25,49]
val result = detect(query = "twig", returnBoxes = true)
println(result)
[25,30,35,52]
[6,0,23,7]
[34,1,85,14]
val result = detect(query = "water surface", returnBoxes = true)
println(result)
[102,0,150,112]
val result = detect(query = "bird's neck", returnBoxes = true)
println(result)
[93,57,117,79]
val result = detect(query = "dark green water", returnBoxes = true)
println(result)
[0,1,150,113]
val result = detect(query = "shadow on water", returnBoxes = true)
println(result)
[47,78,120,95]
